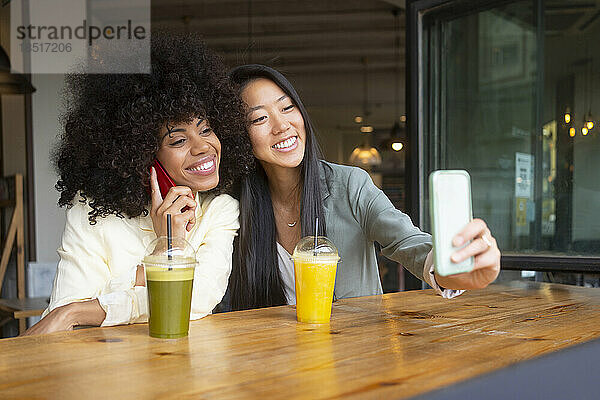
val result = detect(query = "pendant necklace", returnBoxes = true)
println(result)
[287,221,297,227]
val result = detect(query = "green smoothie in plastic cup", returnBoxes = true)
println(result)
[143,237,197,339]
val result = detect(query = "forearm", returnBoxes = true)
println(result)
[23,299,107,336]
[68,299,107,327]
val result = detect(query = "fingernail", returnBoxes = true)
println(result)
[453,236,464,246]
[451,253,460,262]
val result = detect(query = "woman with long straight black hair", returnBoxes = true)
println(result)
[228,65,501,311]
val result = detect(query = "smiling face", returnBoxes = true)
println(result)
[156,117,221,193]
[241,78,306,172]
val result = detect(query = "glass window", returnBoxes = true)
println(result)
[420,1,600,260]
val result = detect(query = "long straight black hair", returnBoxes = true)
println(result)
[228,65,327,310]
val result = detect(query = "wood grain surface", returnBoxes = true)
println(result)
[1,281,600,399]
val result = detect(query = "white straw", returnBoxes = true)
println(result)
[314,217,319,256]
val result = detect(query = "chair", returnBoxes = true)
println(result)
[0,174,48,334]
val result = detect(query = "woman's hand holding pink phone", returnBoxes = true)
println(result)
[149,166,197,238]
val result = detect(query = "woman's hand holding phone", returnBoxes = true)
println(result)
[149,167,197,238]
[433,218,501,290]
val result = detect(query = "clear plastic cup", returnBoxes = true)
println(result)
[143,237,197,339]
[292,236,340,324]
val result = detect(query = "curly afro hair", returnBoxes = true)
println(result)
[54,31,254,224]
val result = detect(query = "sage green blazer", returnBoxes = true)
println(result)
[320,161,432,299]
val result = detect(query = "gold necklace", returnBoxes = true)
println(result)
[273,200,299,228]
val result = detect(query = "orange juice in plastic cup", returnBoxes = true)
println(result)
[292,236,340,324]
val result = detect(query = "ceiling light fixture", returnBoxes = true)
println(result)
[585,110,594,130]
[360,125,374,133]
[564,107,571,124]
[349,58,381,167]
[349,144,383,166]
[387,8,405,152]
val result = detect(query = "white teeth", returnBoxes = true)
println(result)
[188,160,214,171]
[272,136,297,149]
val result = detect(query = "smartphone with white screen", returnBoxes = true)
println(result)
[429,170,474,276]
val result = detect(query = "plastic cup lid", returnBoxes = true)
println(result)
[143,236,197,267]
[292,236,339,261]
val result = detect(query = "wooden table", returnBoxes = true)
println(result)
[2,281,600,399]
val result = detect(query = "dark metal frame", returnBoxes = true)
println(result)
[24,90,36,262]
[20,0,36,261]
[502,255,600,273]
[406,0,600,272]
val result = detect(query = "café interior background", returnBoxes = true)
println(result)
[0,0,599,336]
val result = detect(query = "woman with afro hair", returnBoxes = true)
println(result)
[24,32,253,335]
